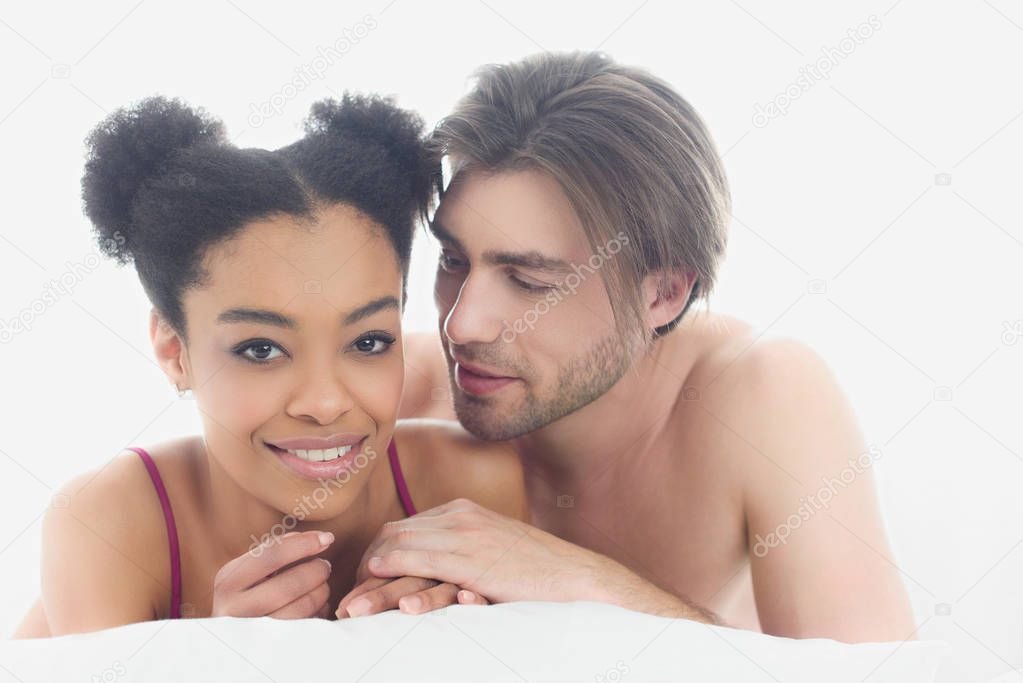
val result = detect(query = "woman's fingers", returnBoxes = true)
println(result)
[216,531,333,593]
[338,576,439,618]
[456,589,490,606]
[238,557,332,616]
[268,581,330,619]
[398,582,460,615]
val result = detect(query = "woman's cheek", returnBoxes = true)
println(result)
[197,362,284,435]
[348,357,404,426]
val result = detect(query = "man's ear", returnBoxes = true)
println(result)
[641,269,697,331]
[149,309,190,391]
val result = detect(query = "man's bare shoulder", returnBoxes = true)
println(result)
[393,419,526,518]
[679,317,863,487]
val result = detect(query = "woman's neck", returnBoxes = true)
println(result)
[193,437,400,570]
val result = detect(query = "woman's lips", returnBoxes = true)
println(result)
[455,361,518,396]
[266,437,366,480]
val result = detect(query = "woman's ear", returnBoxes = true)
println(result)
[642,269,697,331]
[149,309,190,392]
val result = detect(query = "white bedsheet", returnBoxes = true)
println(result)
[0,601,947,682]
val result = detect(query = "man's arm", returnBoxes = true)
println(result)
[351,497,720,623]
[713,339,916,642]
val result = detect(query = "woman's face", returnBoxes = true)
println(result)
[175,204,405,518]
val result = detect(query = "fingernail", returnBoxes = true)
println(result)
[335,606,349,619]
[318,531,334,547]
[346,598,370,617]
[368,556,383,571]
[459,590,476,602]
[400,596,422,613]
[317,558,332,570]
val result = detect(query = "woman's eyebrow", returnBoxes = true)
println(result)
[216,296,398,329]
[342,296,399,325]
[217,308,295,328]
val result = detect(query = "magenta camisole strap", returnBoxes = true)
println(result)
[387,438,417,516]
[127,447,183,619]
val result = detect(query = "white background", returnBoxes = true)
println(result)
[0,2,1021,682]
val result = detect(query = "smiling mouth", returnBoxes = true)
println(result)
[266,444,354,462]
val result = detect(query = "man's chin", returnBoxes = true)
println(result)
[453,394,533,441]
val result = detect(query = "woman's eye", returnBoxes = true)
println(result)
[353,333,395,355]
[234,340,285,363]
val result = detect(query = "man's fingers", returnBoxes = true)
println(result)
[356,529,462,583]
[216,530,333,592]
[366,550,467,586]
[268,581,330,619]
[398,582,460,615]
[456,589,490,605]
[241,557,332,615]
[340,576,439,618]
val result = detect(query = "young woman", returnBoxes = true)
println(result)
[14,94,524,637]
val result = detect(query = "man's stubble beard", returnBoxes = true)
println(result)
[450,333,634,441]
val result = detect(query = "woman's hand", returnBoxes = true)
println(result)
[337,575,489,618]
[212,530,334,619]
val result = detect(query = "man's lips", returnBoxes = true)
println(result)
[454,359,518,396]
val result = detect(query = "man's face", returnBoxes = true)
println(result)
[432,168,634,441]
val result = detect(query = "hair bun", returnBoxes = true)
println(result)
[82,96,225,262]
[304,93,431,212]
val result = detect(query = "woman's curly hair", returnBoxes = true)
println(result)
[82,93,435,336]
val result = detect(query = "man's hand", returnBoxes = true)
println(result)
[356,499,717,622]
[212,531,333,619]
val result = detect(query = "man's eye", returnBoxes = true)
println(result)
[439,251,467,272]
[234,340,285,363]
[510,273,555,293]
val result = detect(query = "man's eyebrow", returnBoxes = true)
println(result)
[431,219,573,274]
[428,219,465,251]
[342,296,400,325]
[483,250,574,274]
[217,308,295,328]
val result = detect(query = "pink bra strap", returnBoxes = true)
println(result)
[128,447,182,619]
[387,438,417,517]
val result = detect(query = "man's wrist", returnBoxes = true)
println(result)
[576,555,719,623]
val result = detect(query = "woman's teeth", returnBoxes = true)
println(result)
[285,446,352,462]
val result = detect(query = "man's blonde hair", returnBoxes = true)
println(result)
[429,51,730,340]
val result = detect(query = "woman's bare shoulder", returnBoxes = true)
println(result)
[392,419,526,519]
[40,437,201,633]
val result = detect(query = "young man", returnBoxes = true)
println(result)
[353,52,914,642]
